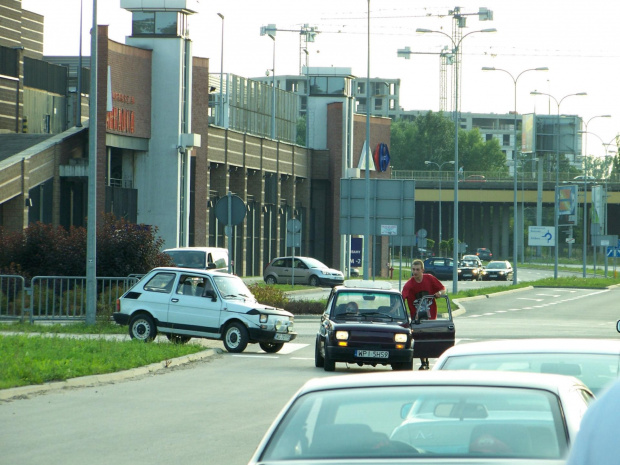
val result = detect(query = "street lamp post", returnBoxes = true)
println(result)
[530,91,587,279]
[417,27,496,294]
[269,34,276,139]
[580,115,611,277]
[482,66,548,285]
[217,13,224,127]
[425,160,455,248]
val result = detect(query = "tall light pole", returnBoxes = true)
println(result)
[269,34,276,139]
[580,115,611,277]
[417,27,496,293]
[364,0,371,280]
[217,13,224,127]
[425,160,455,247]
[482,66,548,285]
[530,91,587,279]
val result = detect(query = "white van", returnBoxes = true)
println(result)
[163,247,229,273]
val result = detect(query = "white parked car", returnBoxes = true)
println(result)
[248,370,594,464]
[113,267,296,353]
[433,338,620,395]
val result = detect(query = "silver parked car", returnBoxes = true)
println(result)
[263,256,344,286]
[434,338,620,395]
[248,370,593,464]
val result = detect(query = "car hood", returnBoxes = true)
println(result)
[226,300,293,318]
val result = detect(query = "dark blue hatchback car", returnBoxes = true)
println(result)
[423,257,457,281]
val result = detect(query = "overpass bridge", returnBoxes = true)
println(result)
[392,170,620,261]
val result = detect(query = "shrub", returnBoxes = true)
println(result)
[248,283,288,308]
[284,299,325,315]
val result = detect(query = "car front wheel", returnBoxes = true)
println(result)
[129,313,156,342]
[309,275,320,287]
[265,275,277,285]
[259,342,284,353]
[314,336,325,368]
[223,322,249,353]
[323,347,336,372]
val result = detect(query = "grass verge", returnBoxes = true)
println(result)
[0,335,204,390]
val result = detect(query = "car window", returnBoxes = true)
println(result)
[165,250,206,268]
[303,257,327,268]
[212,275,254,300]
[143,272,176,293]
[175,275,213,296]
[440,353,619,395]
[259,385,568,461]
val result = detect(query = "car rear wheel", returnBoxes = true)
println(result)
[309,275,320,287]
[166,334,191,344]
[265,275,277,285]
[314,336,325,368]
[129,313,156,342]
[259,342,284,353]
[223,322,249,353]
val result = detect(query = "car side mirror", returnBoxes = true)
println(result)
[205,290,217,301]
[206,262,217,270]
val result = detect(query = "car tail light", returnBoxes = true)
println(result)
[116,299,120,312]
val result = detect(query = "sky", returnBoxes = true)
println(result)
[22,0,620,157]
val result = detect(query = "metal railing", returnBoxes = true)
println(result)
[0,275,139,323]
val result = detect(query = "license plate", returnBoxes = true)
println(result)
[274,333,291,341]
[355,350,389,358]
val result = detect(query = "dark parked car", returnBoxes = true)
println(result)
[423,257,457,281]
[476,247,493,260]
[481,260,513,281]
[315,282,414,371]
[314,282,455,372]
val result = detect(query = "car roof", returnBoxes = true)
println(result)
[437,338,620,358]
[148,266,232,277]
[297,370,587,396]
[334,280,399,293]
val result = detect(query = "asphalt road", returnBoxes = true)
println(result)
[0,277,618,465]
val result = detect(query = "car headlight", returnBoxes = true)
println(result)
[335,330,349,340]
[499,271,505,275]
[274,319,283,331]
[394,333,408,343]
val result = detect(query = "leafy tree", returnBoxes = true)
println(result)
[390,112,507,175]
[0,214,170,278]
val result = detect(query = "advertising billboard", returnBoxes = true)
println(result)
[521,113,535,153]
[557,184,578,226]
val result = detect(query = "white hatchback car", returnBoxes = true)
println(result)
[113,267,296,353]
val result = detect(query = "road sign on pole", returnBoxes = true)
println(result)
[528,226,555,247]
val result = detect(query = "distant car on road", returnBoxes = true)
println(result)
[574,175,597,181]
[458,259,483,281]
[263,256,344,287]
[481,260,513,281]
[476,247,493,260]
[247,370,594,464]
[434,338,620,395]
[463,174,487,182]
[423,257,458,280]
[462,254,483,267]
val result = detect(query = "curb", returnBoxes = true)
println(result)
[0,348,222,402]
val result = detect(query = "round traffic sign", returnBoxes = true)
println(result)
[215,194,246,225]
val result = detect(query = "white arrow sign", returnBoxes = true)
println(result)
[529,226,555,246]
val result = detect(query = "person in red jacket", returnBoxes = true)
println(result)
[402,259,446,370]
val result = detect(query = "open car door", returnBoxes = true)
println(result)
[411,295,455,359]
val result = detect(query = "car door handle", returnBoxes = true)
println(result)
[171,298,179,303]
[448,325,455,330]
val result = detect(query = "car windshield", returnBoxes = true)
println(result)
[441,353,619,395]
[460,260,477,267]
[332,291,407,320]
[259,385,568,461]
[487,262,507,270]
[212,275,254,300]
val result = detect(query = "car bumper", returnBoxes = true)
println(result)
[326,345,413,364]
[320,277,345,286]
[112,312,130,325]
[248,328,298,344]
